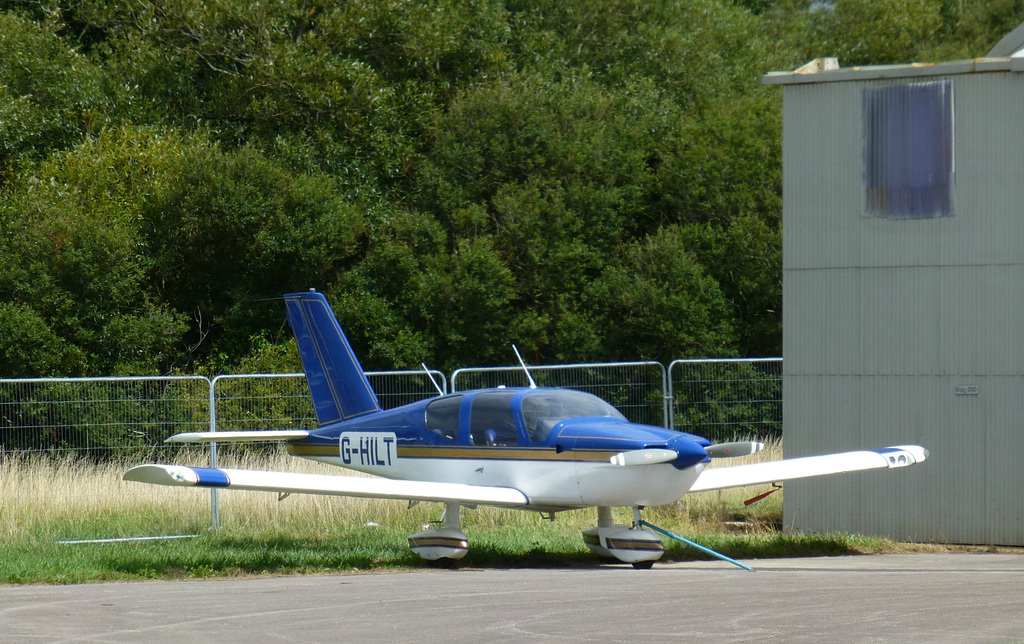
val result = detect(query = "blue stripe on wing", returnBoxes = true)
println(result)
[188,467,231,487]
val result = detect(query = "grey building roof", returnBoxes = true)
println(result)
[763,56,1024,86]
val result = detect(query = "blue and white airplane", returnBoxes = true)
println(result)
[125,290,928,567]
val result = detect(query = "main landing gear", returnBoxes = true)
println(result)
[408,501,469,563]
[406,504,750,571]
[582,506,664,569]
[406,503,665,568]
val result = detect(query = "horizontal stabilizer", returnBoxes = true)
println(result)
[124,465,529,507]
[165,431,310,443]
[689,445,928,493]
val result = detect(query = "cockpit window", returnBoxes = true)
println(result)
[425,395,462,441]
[522,390,626,443]
[470,391,519,446]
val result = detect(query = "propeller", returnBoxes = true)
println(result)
[609,448,679,466]
[705,441,764,458]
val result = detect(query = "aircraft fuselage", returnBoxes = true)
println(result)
[287,387,710,511]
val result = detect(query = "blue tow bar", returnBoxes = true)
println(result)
[639,520,754,572]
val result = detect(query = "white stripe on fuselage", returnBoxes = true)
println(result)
[298,454,705,509]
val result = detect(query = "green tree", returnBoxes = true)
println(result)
[809,0,944,66]
[584,226,737,362]
[13,0,977,374]
[0,128,187,376]
[667,215,783,357]
[136,137,367,365]
[0,303,73,377]
[0,11,105,183]
[411,236,519,369]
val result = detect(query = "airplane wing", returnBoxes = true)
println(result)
[123,465,530,507]
[164,431,310,443]
[688,445,928,493]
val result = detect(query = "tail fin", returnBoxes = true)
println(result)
[284,290,381,426]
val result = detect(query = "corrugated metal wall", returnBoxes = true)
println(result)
[782,73,1024,544]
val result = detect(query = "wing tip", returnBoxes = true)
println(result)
[877,445,929,467]
[124,464,198,486]
[164,433,202,444]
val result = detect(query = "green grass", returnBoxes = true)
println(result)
[1,526,894,585]
[0,447,907,584]
[0,513,899,585]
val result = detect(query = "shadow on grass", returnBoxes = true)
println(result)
[95,532,427,579]
[103,531,869,576]
[3,530,873,584]
[460,532,865,569]
[457,544,598,569]
[660,532,865,562]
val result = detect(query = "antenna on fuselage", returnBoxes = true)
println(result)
[421,363,445,396]
[512,345,537,390]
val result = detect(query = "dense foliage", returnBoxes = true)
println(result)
[0,0,1016,375]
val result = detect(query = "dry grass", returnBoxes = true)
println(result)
[1,452,209,541]
[11,442,962,584]
[675,438,784,531]
[1,441,787,541]
[0,449,429,541]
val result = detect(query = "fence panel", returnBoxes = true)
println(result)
[2,371,450,540]
[2,362,785,542]
[452,362,667,427]
[668,358,782,442]
[0,377,211,455]
[0,377,213,542]
[211,374,316,434]
[367,370,448,408]
[206,370,448,528]
[210,370,448,433]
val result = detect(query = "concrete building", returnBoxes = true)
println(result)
[765,33,1024,545]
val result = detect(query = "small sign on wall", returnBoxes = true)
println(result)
[954,384,980,395]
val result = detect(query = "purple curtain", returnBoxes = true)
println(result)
[864,81,953,218]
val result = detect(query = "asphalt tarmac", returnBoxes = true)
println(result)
[2,553,1023,643]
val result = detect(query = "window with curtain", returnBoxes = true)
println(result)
[864,80,953,219]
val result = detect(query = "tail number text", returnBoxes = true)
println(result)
[340,432,397,467]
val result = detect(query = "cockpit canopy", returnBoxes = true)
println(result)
[424,388,627,446]
[521,389,626,442]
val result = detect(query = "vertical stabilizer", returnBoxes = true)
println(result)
[284,290,382,425]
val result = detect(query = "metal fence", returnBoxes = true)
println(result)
[668,358,783,442]
[0,376,211,455]
[0,371,451,539]
[2,360,780,539]
[0,371,450,454]
[0,362,784,453]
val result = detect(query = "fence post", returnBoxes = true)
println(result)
[663,369,674,431]
[209,376,219,530]
[667,361,677,431]
[657,361,669,429]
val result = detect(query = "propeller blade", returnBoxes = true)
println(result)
[609,448,680,467]
[706,441,764,458]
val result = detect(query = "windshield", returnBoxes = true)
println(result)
[521,390,626,443]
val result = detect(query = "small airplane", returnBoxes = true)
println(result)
[125,290,928,568]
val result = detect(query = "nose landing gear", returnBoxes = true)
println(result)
[582,506,664,568]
